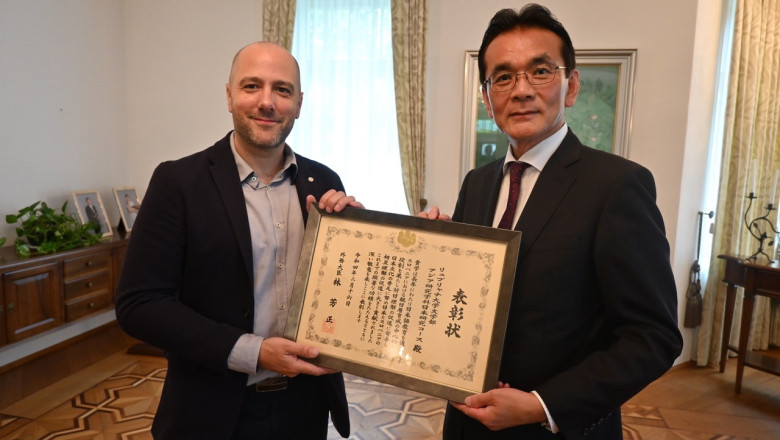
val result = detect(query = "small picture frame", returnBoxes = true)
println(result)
[72,190,113,238]
[113,187,141,232]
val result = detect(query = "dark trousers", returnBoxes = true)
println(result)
[231,375,330,440]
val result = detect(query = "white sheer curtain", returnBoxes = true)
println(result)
[288,0,407,214]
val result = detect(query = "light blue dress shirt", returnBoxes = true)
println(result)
[225,134,304,385]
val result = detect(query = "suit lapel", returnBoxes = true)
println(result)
[515,130,581,259]
[208,136,254,279]
[482,160,506,226]
[459,159,504,227]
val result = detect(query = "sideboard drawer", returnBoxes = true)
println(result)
[65,290,112,321]
[63,270,111,301]
[63,253,111,279]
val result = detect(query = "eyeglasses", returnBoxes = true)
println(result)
[483,63,567,91]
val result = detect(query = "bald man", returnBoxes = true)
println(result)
[116,42,358,440]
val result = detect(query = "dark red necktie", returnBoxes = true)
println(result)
[497,162,529,230]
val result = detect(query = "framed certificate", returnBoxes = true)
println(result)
[285,206,521,402]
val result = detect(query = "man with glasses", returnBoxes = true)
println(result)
[421,4,682,439]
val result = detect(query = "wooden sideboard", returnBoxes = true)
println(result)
[717,254,780,393]
[0,236,127,351]
[0,235,142,409]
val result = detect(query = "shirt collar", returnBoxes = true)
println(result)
[229,131,299,184]
[502,124,568,172]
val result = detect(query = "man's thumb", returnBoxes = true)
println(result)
[294,345,319,359]
[464,392,489,408]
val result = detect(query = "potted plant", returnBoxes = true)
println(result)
[6,201,102,257]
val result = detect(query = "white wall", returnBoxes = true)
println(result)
[0,0,261,240]
[0,0,727,364]
[124,0,262,196]
[0,0,127,241]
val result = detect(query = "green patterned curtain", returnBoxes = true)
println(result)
[696,0,780,367]
[391,0,427,214]
[263,0,297,50]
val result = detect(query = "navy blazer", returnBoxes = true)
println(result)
[444,130,682,439]
[116,132,350,439]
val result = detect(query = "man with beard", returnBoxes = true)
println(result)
[116,42,359,440]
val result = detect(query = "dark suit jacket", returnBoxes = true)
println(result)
[115,132,350,439]
[444,130,682,439]
[85,204,99,224]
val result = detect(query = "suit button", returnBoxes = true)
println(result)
[243,309,251,318]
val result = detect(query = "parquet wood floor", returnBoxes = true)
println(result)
[0,349,778,439]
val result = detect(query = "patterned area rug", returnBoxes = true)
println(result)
[0,358,445,440]
[1,357,778,439]
[0,360,164,440]
[327,375,445,440]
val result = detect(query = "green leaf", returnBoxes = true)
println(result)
[5,200,104,256]
[16,242,31,257]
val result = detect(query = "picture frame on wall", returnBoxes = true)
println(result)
[72,190,113,238]
[113,187,141,232]
[460,49,637,179]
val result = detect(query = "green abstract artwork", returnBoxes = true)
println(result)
[565,64,619,153]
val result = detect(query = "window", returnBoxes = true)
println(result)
[289,0,408,214]
[698,0,736,284]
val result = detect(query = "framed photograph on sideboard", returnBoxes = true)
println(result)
[72,190,113,238]
[113,187,141,232]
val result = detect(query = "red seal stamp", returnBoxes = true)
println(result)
[322,318,335,334]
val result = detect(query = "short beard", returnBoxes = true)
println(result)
[233,114,294,152]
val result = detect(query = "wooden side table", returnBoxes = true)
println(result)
[717,254,780,393]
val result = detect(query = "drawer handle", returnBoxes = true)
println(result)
[87,282,94,288]
[88,302,95,308]
[85,261,94,267]
[7,303,14,311]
